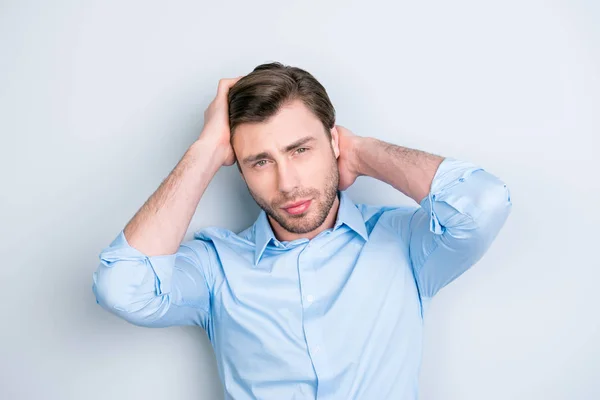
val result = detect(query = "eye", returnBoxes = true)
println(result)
[295,147,309,154]
[254,160,268,168]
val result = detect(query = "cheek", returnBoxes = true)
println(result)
[246,170,276,192]
[304,154,336,182]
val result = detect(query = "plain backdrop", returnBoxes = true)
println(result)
[1,0,598,399]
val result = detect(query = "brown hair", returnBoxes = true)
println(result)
[228,62,336,139]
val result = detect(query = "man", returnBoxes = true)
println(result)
[92,62,512,399]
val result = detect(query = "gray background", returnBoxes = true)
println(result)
[1,0,598,399]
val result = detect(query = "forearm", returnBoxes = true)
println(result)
[123,136,226,256]
[355,137,444,203]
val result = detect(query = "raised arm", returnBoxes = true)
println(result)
[92,77,241,327]
[336,125,512,299]
[124,78,242,255]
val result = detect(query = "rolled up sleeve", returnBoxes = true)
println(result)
[92,230,213,329]
[408,157,513,299]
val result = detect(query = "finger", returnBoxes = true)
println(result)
[217,76,244,98]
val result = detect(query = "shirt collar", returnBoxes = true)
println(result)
[253,190,368,266]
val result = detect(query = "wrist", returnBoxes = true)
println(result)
[191,137,231,167]
[353,136,371,177]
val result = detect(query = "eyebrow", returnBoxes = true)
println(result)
[241,136,317,165]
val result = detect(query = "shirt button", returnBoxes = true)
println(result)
[306,295,314,303]
[314,345,321,354]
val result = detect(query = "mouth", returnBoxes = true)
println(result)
[281,199,312,215]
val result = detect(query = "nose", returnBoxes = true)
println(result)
[277,160,301,194]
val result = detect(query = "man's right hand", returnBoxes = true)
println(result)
[200,76,244,167]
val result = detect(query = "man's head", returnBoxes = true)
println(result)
[228,62,341,240]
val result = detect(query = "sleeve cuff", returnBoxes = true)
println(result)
[419,157,484,235]
[98,230,176,296]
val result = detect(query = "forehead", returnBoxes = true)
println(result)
[232,99,326,154]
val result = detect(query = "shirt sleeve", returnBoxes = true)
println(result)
[407,157,512,299]
[92,230,215,329]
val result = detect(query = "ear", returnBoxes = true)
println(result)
[330,125,340,159]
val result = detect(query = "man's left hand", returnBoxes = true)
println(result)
[336,125,363,191]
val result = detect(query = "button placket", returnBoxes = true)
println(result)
[297,243,326,373]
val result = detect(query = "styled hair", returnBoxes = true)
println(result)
[228,62,335,139]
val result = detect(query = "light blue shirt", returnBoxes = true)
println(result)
[92,157,512,399]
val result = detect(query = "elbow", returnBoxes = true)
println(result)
[436,172,512,249]
[454,176,513,250]
[92,267,127,312]
[427,167,513,237]
[474,176,512,236]
[92,257,143,310]
[92,259,168,327]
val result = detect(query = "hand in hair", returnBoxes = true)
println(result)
[200,76,244,166]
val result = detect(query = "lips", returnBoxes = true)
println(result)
[282,199,311,209]
[281,199,312,215]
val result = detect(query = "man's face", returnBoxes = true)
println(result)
[232,99,340,237]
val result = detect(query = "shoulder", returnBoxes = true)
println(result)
[355,202,420,239]
[190,226,253,248]
[184,225,257,262]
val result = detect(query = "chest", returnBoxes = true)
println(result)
[207,231,424,387]
[211,230,421,340]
